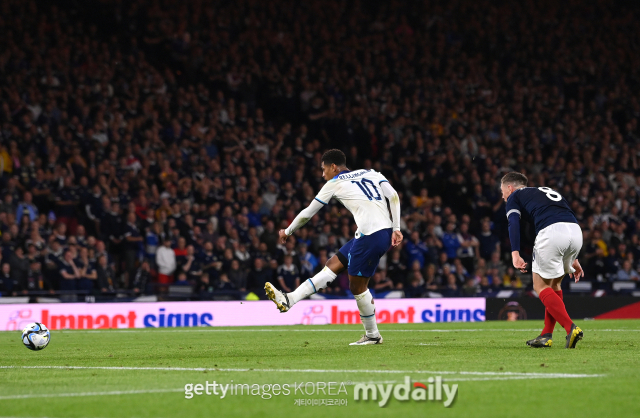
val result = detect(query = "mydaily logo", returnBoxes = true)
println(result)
[354,376,458,407]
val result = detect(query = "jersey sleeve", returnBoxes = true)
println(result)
[380,180,401,231]
[284,199,324,236]
[314,181,336,205]
[375,171,390,185]
[505,195,522,252]
[505,194,521,220]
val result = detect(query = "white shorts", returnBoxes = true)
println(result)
[532,222,583,279]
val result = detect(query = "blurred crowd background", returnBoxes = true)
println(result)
[1,0,639,301]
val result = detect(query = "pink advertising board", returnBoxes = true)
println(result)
[0,298,485,331]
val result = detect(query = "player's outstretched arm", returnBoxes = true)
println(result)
[380,181,403,247]
[279,199,325,244]
[570,259,584,282]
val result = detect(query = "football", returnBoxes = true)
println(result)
[21,322,51,351]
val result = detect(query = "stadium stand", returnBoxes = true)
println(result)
[1,0,639,300]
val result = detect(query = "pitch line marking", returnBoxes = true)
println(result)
[0,365,605,379]
[22,328,640,333]
[0,388,183,400]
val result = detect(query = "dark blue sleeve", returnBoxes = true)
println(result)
[507,213,521,252]
[505,195,522,252]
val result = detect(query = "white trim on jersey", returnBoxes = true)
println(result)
[506,209,521,218]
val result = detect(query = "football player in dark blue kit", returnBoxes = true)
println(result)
[501,172,584,348]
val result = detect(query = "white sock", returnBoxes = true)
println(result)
[355,289,380,338]
[287,266,338,305]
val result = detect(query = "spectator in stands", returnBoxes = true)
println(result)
[491,274,504,292]
[0,195,17,217]
[616,260,640,281]
[405,231,429,270]
[503,267,524,289]
[145,222,163,267]
[16,192,38,225]
[0,263,16,295]
[297,243,318,280]
[487,252,507,279]
[123,212,143,287]
[174,271,190,286]
[59,249,80,292]
[386,249,407,289]
[441,223,462,263]
[133,260,151,295]
[605,247,622,278]
[277,255,300,293]
[96,254,116,294]
[24,261,51,293]
[196,273,215,299]
[9,247,29,291]
[463,278,479,297]
[457,223,478,273]
[181,245,202,283]
[451,259,469,281]
[55,177,79,235]
[586,247,608,282]
[478,220,501,261]
[404,273,425,298]
[77,247,96,292]
[371,271,394,292]
[478,274,491,293]
[174,237,188,267]
[156,238,176,285]
[200,242,222,283]
[247,258,272,298]
[442,274,460,297]
[227,259,247,292]
[218,273,235,291]
[424,264,440,291]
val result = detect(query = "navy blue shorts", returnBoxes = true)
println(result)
[339,228,393,277]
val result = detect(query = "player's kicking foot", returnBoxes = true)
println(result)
[526,333,553,348]
[565,324,583,349]
[264,282,291,313]
[349,334,383,346]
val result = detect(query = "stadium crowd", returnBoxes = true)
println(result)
[1,0,639,300]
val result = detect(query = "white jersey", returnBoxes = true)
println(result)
[315,169,393,236]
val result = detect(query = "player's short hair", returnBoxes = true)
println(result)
[321,149,346,167]
[501,172,528,187]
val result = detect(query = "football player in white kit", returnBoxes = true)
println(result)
[265,149,403,345]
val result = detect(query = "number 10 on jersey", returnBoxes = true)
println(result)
[352,179,382,201]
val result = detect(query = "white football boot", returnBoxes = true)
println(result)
[349,334,384,345]
[264,282,291,313]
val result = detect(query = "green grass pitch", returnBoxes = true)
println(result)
[1,320,639,418]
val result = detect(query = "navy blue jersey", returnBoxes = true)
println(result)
[506,187,577,252]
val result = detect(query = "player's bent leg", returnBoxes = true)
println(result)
[265,254,345,313]
[533,272,583,348]
[348,275,383,346]
[539,277,564,342]
[287,255,344,305]
[528,273,557,347]
[550,277,563,291]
